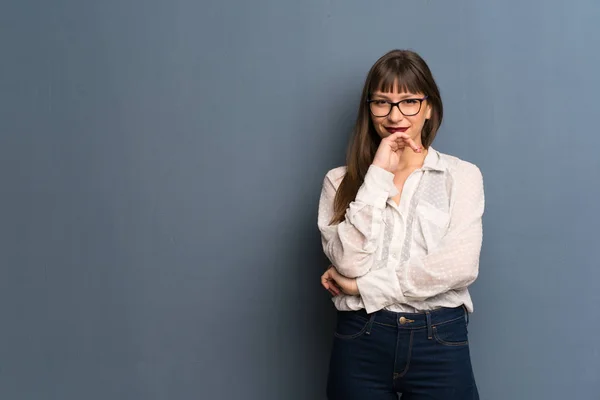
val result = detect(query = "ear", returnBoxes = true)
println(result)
[425,104,432,120]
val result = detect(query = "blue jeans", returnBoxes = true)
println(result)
[326,306,479,399]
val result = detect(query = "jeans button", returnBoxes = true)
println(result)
[399,317,407,325]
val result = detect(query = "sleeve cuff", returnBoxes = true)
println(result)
[356,266,405,314]
[355,165,399,209]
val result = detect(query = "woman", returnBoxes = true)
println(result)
[318,49,484,399]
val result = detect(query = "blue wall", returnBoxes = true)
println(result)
[1,1,598,398]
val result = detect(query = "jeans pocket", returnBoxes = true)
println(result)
[432,317,469,346]
[334,311,370,340]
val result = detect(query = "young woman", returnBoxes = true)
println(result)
[318,49,484,399]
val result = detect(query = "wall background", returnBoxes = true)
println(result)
[1,1,599,398]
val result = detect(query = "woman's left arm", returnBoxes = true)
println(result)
[355,163,485,313]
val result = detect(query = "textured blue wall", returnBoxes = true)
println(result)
[1,1,598,398]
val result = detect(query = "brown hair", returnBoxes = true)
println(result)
[331,49,443,224]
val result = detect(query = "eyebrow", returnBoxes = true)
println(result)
[371,93,422,100]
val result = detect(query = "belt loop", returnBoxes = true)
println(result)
[425,311,432,340]
[462,305,469,325]
[365,312,377,335]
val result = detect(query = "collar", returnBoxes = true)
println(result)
[421,147,448,172]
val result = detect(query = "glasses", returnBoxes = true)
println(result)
[367,96,429,117]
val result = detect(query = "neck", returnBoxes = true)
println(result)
[395,147,428,172]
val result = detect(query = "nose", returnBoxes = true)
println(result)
[388,104,404,122]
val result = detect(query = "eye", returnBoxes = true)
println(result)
[403,99,419,104]
[373,100,388,105]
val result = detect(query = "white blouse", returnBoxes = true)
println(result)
[317,148,485,314]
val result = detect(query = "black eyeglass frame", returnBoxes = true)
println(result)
[366,95,429,117]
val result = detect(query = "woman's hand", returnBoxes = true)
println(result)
[321,265,359,296]
[372,132,422,172]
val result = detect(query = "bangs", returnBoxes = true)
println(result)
[370,60,425,95]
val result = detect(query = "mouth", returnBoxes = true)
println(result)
[385,127,409,134]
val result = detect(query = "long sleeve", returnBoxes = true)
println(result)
[318,165,399,278]
[356,163,484,313]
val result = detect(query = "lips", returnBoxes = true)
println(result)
[385,127,408,133]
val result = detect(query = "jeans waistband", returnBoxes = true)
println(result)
[349,305,468,332]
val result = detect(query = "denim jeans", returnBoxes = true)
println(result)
[326,306,479,399]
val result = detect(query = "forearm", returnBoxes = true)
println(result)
[357,229,481,313]
[319,165,399,278]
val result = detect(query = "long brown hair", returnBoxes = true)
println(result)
[331,49,443,224]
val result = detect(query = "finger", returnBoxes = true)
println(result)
[389,132,420,151]
[321,273,331,289]
[329,267,342,280]
[327,278,343,294]
[322,270,339,291]
[400,136,422,152]
[330,270,350,294]
[329,281,341,296]
[394,141,406,151]
[327,284,338,296]
[392,134,410,148]
[388,131,410,140]
[323,272,341,295]
[391,133,412,145]
[325,276,341,294]
[381,131,398,143]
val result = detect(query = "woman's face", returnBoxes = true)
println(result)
[369,87,432,146]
